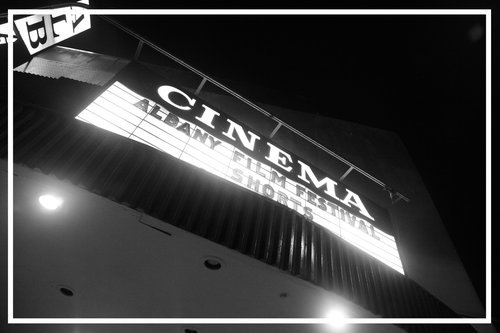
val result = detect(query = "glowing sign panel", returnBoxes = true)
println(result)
[13,1,90,54]
[76,81,404,274]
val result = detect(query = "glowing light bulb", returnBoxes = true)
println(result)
[39,194,63,210]
[325,308,347,329]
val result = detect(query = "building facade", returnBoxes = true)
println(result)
[1,9,489,333]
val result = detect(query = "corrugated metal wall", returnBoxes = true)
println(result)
[3,104,476,332]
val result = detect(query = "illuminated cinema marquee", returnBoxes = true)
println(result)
[77,81,404,274]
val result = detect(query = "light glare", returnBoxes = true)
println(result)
[39,194,63,210]
[326,308,347,329]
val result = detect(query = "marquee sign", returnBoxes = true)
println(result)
[76,76,404,274]
[1,1,90,52]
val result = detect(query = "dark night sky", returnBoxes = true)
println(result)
[2,0,495,326]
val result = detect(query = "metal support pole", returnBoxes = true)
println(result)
[392,195,403,204]
[339,166,354,182]
[133,40,144,60]
[194,77,207,96]
[269,122,282,138]
[19,56,33,73]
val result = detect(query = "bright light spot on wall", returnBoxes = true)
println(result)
[325,308,347,329]
[39,194,63,210]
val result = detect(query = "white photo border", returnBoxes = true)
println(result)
[7,8,492,324]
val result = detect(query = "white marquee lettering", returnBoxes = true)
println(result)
[157,85,196,111]
[265,142,293,172]
[297,160,340,201]
[196,104,220,129]
[343,189,375,221]
[222,119,260,151]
